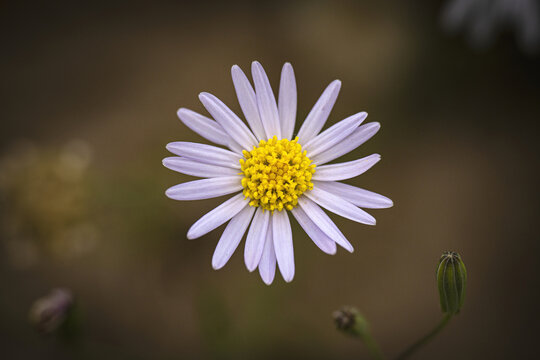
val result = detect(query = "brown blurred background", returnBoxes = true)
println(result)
[1,0,539,359]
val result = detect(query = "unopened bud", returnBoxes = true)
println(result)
[437,251,467,314]
[333,306,369,337]
[29,288,73,334]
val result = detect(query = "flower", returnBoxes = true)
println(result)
[29,288,73,334]
[441,0,540,53]
[163,61,392,284]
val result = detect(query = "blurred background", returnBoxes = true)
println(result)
[1,0,539,359]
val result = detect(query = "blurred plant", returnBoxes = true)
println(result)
[334,251,467,360]
[0,140,99,268]
[441,0,540,54]
[333,307,384,360]
[29,288,82,344]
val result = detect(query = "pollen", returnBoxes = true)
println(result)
[240,136,316,212]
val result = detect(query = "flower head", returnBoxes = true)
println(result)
[29,288,73,334]
[164,61,392,284]
[437,251,467,314]
[240,136,315,211]
[333,307,368,337]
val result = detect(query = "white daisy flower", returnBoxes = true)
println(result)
[163,61,392,285]
[441,0,540,53]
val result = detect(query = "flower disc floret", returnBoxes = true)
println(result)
[240,136,316,212]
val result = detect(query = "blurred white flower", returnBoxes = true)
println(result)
[164,61,392,284]
[441,0,540,53]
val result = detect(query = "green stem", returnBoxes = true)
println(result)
[359,330,385,360]
[394,314,453,360]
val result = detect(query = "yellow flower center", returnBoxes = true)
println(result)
[240,136,316,212]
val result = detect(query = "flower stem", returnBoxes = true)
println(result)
[359,330,385,360]
[394,313,453,360]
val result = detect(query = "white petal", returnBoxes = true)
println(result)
[177,108,230,147]
[251,61,281,139]
[212,205,255,270]
[187,193,248,239]
[312,122,380,165]
[166,142,241,169]
[244,207,270,272]
[227,140,245,155]
[165,176,242,201]
[272,211,295,282]
[305,187,376,225]
[163,157,239,178]
[303,112,367,158]
[258,223,276,285]
[231,65,266,140]
[291,206,337,255]
[312,154,381,181]
[296,80,341,144]
[313,181,393,209]
[199,92,258,150]
[278,63,297,140]
[297,197,353,252]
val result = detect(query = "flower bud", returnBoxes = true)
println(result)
[333,306,369,337]
[29,288,73,334]
[437,251,467,314]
